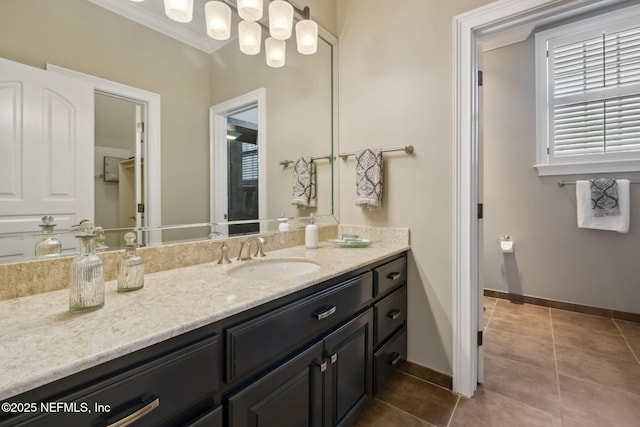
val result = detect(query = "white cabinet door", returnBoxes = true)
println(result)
[0,57,93,260]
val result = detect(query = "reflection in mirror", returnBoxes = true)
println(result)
[227,107,261,236]
[0,0,336,263]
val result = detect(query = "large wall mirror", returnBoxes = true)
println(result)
[0,0,337,262]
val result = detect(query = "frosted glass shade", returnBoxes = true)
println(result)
[237,0,263,22]
[205,1,231,40]
[295,20,318,55]
[269,1,294,40]
[239,21,262,55]
[265,37,286,68]
[164,0,193,23]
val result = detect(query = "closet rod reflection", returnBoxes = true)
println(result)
[558,180,640,187]
[338,145,414,161]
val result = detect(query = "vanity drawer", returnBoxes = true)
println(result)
[374,285,407,346]
[15,335,219,427]
[374,326,407,394]
[226,272,373,383]
[374,257,406,297]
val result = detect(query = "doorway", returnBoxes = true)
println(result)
[94,93,144,248]
[452,0,628,398]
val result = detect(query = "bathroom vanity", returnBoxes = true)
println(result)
[0,243,408,427]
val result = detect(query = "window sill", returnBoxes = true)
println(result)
[534,160,640,176]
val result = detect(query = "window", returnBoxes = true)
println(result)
[535,5,640,175]
[241,142,258,181]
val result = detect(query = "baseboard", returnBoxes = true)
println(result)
[484,289,640,324]
[399,360,453,390]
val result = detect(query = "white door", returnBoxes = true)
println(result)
[0,57,93,260]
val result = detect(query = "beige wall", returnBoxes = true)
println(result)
[0,0,212,229]
[482,37,640,314]
[337,0,493,375]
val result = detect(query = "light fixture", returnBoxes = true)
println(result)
[265,37,286,67]
[295,18,317,55]
[205,1,231,40]
[155,0,318,67]
[268,1,294,40]
[237,0,263,22]
[164,0,193,23]
[238,20,261,55]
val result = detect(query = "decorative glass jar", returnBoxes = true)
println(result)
[35,215,61,258]
[69,221,104,313]
[117,232,144,292]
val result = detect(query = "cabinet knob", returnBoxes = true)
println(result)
[326,352,338,364]
[316,360,328,372]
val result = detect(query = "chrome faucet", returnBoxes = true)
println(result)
[237,237,266,261]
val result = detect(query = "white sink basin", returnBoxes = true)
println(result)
[226,258,321,280]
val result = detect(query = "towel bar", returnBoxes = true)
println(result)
[279,155,333,167]
[558,180,640,187]
[338,145,414,161]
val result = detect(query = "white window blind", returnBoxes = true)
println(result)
[535,5,640,175]
[241,142,258,181]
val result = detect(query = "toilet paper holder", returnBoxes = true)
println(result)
[498,235,514,253]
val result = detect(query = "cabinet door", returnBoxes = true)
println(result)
[228,342,324,427]
[322,310,373,427]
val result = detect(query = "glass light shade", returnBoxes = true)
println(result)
[239,21,262,55]
[265,37,286,68]
[164,0,193,23]
[237,0,263,22]
[130,0,145,2]
[295,20,318,55]
[205,1,231,40]
[269,1,294,40]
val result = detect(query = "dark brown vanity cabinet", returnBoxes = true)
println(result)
[1,252,408,427]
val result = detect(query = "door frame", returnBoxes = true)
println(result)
[452,0,622,397]
[209,88,267,235]
[46,64,162,244]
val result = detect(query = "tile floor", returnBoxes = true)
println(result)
[353,297,640,426]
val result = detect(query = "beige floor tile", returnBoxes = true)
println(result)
[352,398,435,427]
[553,322,636,363]
[488,311,553,343]
[449,386,562,427]
[550,309,619,336]
[375,372,458,427]
[615,319,640,361]
[482,354,561,416]
[484,327,556,371]
[555,343,640,396]
[559,375,640,427]
[494,298,550,318]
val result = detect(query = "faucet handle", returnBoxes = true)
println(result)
[218,242,232,264]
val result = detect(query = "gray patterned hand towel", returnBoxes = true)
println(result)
[590,178,620,216]
[355,148,383,210]
[291,157,317,207]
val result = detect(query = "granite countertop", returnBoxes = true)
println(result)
[0,241,409,401]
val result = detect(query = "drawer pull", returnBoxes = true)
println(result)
[107,395,160,427]
[313,305,337,320]
[317,360,328,372]
[387,309,402,320]
[386,272,401,281]
[388,352,402,367]
[329,352,338,364]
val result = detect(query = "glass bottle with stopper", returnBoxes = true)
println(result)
[35,215,62,258]
[69,221,104,313]
[118,232,144,292]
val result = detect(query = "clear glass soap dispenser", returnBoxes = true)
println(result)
[117,232,144,292]
[69,221,104,313]
[35,215,62,258]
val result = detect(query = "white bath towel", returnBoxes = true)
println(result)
[577,179,630,233]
